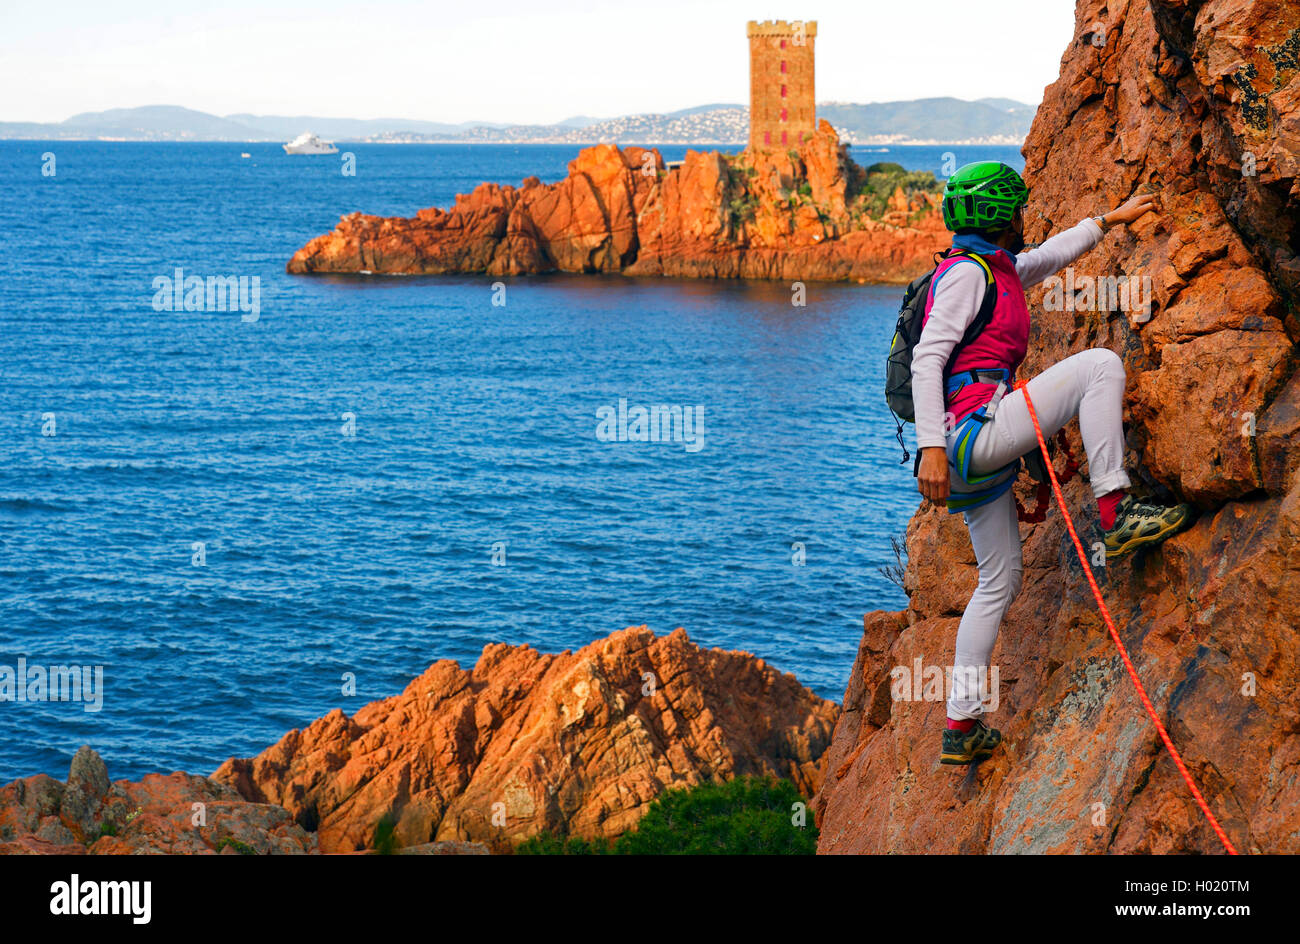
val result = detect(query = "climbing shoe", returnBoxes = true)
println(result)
[939,719,1002,765]
[1102,494,1193,560]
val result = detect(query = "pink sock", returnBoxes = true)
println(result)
[946,717,976,733]
[1098,490,1126,529]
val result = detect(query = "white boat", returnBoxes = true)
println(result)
[282,132,338,155]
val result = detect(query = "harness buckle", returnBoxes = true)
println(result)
[984,381,1008,419]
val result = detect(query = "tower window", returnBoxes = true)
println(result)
[780,61,787,73]
[780,108,787,121]
[781,85,787,98]
[764,131,771,145]
[782,130,788,145]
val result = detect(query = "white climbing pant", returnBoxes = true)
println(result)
[945,348,1133,720]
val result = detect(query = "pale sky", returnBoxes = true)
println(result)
[0,0,1078,124]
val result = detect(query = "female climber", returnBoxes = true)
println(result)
[911,161,1193,766]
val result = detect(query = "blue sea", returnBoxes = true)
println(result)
[0,141,1024,781]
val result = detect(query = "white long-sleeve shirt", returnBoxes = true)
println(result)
[911,218,1105,449]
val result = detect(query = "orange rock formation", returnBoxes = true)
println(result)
[213,627,837,853]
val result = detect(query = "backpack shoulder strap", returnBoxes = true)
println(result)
[939,250,1000,375]
[941,248,994,287]
[930,248,992,298]
[961,253,998,345]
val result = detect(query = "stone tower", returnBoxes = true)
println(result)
[747,19,817,150]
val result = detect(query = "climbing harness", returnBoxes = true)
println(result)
[941,367,1083,521]
[943,369,1019,514]
[1017,379,1239,855]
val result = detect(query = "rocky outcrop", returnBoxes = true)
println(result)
[287,121,946,283]
[212,626,837,853]
[0,746,320,854]
[1,629,834,855]
[815,0,1300,854]
[624,121,947,280]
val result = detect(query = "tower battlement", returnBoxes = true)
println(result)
[746,20,818,38]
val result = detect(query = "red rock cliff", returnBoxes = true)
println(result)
[815,0,1300,854]
[286,122,947,283]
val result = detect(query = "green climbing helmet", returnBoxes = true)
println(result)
[942,161,1029,232]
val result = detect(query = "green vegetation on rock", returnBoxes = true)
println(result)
[372,813,399,855]
[215,836,257,855]
[850,161,942,222]
[514,775,817,855]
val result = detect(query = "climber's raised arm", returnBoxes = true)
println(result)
[1014,193,1160,286]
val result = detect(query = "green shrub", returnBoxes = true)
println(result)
[215,836,257,855]
[515,833,615,855]
[372,814,399,855]
[865,160,907,176]
[515,775,816,855]
[851,162,943,222]
[728,195,758,226]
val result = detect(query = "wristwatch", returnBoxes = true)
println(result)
[1093,214,1113,233]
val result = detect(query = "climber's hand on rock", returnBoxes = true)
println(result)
[1105,193,1158,227]
[917,447,950,504]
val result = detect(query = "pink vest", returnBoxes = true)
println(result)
[922,249,1029,426]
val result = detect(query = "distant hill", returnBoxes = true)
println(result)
[554,115,601,128]
[449,107,748,145]
[664,103,745,117]
[976,97,1036,115]
[224,114,480,138]
[0,99,1036,144]
[818,97,1034,144]
[59,105,258,139]
[442,99,1033,145]
[976,97,1038,132]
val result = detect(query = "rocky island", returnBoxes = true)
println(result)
[286,121,948,284]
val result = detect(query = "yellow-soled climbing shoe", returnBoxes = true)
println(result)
[940,719,1002,765]
[1103,494,1193,560]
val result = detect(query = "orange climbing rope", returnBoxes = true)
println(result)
[1015,380,1239,855]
